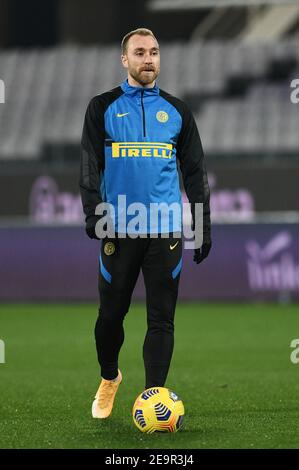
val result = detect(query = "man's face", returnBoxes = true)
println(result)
[121,34,160,87]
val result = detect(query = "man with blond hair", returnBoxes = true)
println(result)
[80,28,211,419]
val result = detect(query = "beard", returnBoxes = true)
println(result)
[129,66,159,86]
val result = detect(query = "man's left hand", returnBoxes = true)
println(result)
[193,241,212,264]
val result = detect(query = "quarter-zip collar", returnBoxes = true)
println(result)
[121,79,159,97]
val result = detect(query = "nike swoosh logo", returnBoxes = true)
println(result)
[170,241,179,250]
[117,112,129,117]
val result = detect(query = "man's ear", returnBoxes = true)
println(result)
[121,55,128,69]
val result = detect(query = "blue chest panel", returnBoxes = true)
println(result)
[105,92,182,143]
[102,81,183,233]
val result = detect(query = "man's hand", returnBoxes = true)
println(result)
[193,240,212,264]
[85,215,102,240]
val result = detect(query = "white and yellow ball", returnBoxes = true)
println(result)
[132,387,184,433]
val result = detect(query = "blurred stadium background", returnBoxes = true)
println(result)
[1,0,299,303]
[1,0,299,450]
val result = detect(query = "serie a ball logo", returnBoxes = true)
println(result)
[132,387,184,433]
[156,111,169,123]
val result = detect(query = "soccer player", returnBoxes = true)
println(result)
[79,28,211,419]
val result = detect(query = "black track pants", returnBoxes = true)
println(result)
[95,234,182,389]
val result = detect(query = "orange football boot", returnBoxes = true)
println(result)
[92,370,122,419]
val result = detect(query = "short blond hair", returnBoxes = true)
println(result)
[121,28,158,55]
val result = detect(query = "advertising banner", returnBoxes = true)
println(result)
[0,164,298,220]
[1,223,298,302]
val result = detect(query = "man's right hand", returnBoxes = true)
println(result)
[85,215,102,240]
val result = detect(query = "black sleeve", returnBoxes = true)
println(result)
[79,96,105,223]
[176,104,211,242]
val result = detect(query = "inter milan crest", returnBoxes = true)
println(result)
[156,111,169,123]
[104,242,115,256]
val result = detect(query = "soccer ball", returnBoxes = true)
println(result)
[132,387,184,433]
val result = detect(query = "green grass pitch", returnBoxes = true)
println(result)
[0,302,298,449]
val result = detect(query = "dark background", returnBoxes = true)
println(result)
[0,0,210,48]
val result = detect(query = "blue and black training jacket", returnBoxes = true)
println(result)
[80,79,210,237]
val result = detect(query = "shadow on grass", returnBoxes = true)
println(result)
[75,417,229,449]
